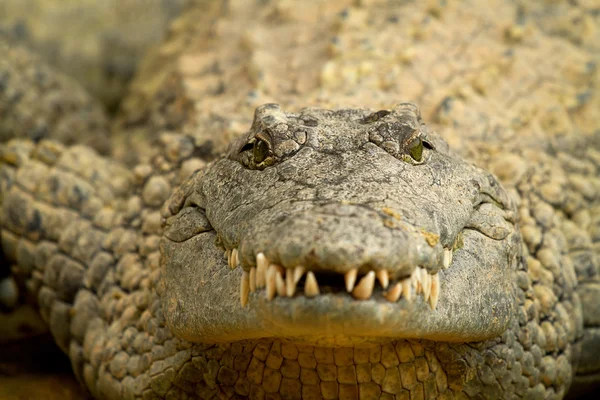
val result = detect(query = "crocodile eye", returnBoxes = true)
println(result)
[238,136,274,169]
[253,139,269,164]
[408,137,424,162]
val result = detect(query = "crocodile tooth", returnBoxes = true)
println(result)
[352,271,375,300]
[305,271,320,297]
[413,268,422,294]
[443,248,452,269]
[266,265,277,300]
[240,270,249,307]
[345,268,358,292]
[376,270,389,289]
[293,266,305,284]
[286,272,296,297]
[276,271,286,297]
[249,267,256,293]
[423,272,431,301]
[256,253,268,288]
[429,273,440,310]
[287,266,304,297]
[231,248,239,269]
[383,282,402,302]
[401,277,413,302]
[418,268,429,297]
[226,249,232,267]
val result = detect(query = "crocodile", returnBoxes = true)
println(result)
[1,0,600,399]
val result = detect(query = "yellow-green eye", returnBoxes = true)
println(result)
[408,137,424,161]
[253,139,270,164]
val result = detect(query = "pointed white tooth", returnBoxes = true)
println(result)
[276,271,286,297]
[443,248,452,269]
[231,248,240,267]
[266,265,277,300]
[413,268,422,294]
[293,266,305,284]
[418,268,429,296]
[240,271,249,307]
[376,270,389,289]
[423,272,431,301]
[231,248,239,269]
[345,268,358,292]
[429,273,440,310]
[402,277,413,302]
[410,268,418,284]
[257,252,269,269]
[286,271,296,297]
[226,249,232,267]
[287,266,304,297]
[352,271,375,300]
[383,282,402,302]
[249,267,256,293]
[256,253,268,288]
[304,271,320,297]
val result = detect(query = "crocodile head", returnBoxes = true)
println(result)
[160,103,520,346]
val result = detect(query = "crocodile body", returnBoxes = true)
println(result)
[0,38,111,155]
[1,1,600,399]
[0,0,187,110]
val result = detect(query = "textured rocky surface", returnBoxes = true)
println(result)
[1,0,599,399]
[0,0,187,110]
[0,38,111,155]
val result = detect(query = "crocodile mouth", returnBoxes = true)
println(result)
[217,198,458,314]
[227,248,452,310]
[161,167,518,345]
[162,168,517,345]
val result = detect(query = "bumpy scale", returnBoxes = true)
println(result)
[2,0,600,399]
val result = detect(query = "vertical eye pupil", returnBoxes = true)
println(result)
[253,140,269,163]
[408,138,424,161]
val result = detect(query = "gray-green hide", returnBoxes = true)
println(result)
[1,0,600,398]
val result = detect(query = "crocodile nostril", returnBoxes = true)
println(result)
[360,110,391,124]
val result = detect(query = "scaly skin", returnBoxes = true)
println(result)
[1,0,600,399]
[0,38,111,155]
[0,0,188,110]
[1,102,598,399]
[0,38,112,345]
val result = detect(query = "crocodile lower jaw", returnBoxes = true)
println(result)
[163,229,513,345]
